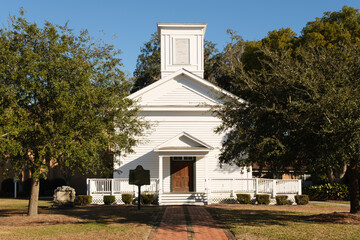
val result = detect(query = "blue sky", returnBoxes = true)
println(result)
[1,0,359,77]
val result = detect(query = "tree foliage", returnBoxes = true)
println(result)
[0,12,147,216]
[215,6,360,213]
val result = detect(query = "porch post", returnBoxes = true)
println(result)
[298,179,302,195]
[111,179,114,196]
[255,178,259,195]
[272,179,277,198]
[87,178,90,196]
[159,155,163,194]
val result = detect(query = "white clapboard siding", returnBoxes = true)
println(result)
[115,68,248,193]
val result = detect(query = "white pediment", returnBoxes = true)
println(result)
[129,69,238,109]
[154,132,213,152]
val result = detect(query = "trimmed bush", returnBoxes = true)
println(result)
[76,195,92,205]
[236,194,251,204]
[122,194,133,204]
[275,195,289,205]
[303,183,349,201]
[256,194,270,205]
[103,195,116,205]
[295,195,309,205]
[141,194,155,204]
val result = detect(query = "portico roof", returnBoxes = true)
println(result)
[154,132,213,152]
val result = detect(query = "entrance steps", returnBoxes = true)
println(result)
[160,193,207,206]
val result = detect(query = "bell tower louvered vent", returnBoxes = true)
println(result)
[157,23,207,79]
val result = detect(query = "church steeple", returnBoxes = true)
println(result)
[157,23,207,79]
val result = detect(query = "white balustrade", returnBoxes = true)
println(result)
[87,177,302,204]
[207,178,301,195]
[87,178,159,195]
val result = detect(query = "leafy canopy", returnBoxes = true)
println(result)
[215,6,360,213]
[0,12,146,197]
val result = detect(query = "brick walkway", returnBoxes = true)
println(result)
[153,206,229,240]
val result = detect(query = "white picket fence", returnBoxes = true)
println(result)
[87,178,301,204]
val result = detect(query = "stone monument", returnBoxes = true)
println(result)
[53,186,76,207]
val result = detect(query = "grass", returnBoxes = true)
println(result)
[0,198,161,240]
[207,203,360,240]
[325,200,350,205]
[0,198,52,210]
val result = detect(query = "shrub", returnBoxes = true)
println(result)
[275,195,289,205]
[103,195,116,205]
[76,195,92,205]
[141,194,155,204]
[122,194,133,204]
[236,194,251,204]
[295,195,309,205]
[303,183,349,201]
[256,194,270,205]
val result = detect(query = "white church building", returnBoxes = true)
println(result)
[87,23,301,205]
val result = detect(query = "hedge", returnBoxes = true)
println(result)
[295,195,309,205]
[303,183,349,201]
[122,194,133,204]
[141,194,155,204]
[256,194,270,205]
[236,194,251,204]
[76,195,92,205]
[103,195,116,205]
[275,195,289,205]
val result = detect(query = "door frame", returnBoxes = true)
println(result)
[170,156,196,192]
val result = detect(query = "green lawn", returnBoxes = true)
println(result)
[2,198,359,240]
[0,198,161,240]
[0,198,52,209]
[207,203,359,240]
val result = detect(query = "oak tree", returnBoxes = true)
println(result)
[0,12,147,216]
[215,6,360,213]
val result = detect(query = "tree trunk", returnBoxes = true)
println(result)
[348,161,360,214]
[327,163,347,184]
[27,178,40,216]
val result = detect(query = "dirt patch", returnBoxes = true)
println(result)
[302,212,360,225]
[0,214,83,226]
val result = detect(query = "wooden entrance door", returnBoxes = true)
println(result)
[171,161,194,192]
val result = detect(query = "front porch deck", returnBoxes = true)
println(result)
[87,178,302,205]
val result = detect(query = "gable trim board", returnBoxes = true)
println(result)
[154,131,213,152]
[129,68,239,103]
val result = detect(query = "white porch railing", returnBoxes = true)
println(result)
[87,178,159,195]
[86,178,301,204]
[208,178,301,196]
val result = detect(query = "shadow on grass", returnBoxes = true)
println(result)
[206,206,319,227]
[0,204,165,227]
[51,205,164,225]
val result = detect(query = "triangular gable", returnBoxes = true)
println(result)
[154,132,213,152]
[145,81,218,106]
[128,68,239,105]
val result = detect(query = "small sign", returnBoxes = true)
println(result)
[129,165,150,186]
[129,165,150,210]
